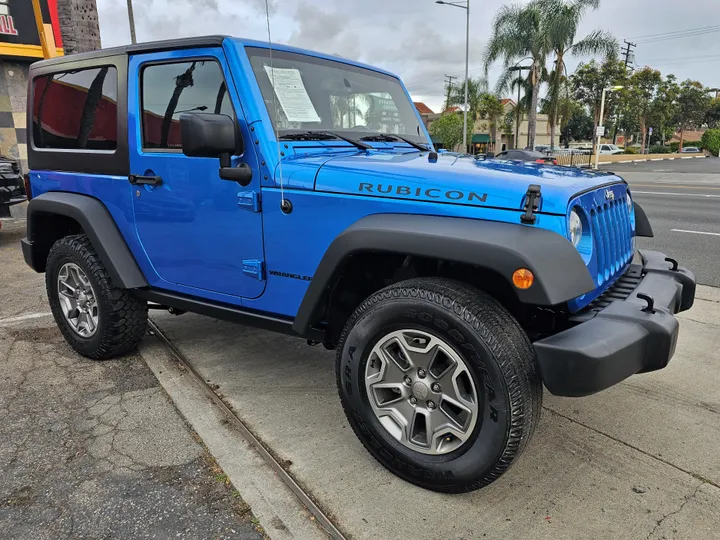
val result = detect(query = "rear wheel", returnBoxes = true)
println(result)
[336,277,542,493]
[46,234,148,359]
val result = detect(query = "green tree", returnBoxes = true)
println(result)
[538,0,617,148]
[570,58,626,150]
[648,74,679,146]
[561,105,594,144]
[701,128,720,156]
[429,113,471,152]
[484,1,550,149]
[673,80,712,151]
[480,94,506,151]
[705,98,720,129]
[449,77,489,149]
[623,67,662,152]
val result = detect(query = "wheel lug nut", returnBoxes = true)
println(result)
[417,369,426,378]
[404,376,412,386]
[427,401,436,410]
[431,383,441,393]
[409,396,417,405]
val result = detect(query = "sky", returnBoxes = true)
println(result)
[97,0,720,113]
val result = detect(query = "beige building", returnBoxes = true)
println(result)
[415,101,552,153]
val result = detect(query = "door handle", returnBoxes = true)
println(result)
[129,174,163,186]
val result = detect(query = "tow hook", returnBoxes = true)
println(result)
[665,257,679,271]
[637,293,656,314]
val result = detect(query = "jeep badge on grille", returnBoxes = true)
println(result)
[605,189,615,200]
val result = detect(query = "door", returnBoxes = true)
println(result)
[128,48,265,299]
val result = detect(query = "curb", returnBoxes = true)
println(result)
[599,155,707,166]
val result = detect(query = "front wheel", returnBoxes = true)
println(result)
[336,277,542,493]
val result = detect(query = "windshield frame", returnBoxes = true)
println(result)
[244,46,431,147]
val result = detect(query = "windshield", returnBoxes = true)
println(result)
[246,47,426,144]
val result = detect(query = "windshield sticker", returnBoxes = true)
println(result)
[263,66,322,123]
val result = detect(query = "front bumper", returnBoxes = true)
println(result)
[534,250,696,397]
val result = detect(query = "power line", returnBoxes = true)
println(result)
[628,24,720,41]
[632,25,720,44]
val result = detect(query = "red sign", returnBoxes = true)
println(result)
[0,0,64,58]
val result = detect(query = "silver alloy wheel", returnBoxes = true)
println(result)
[365,329,479,455]
[57,262,99,338]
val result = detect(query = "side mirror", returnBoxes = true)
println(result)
[486,152,495,159]
[180,113,252,186]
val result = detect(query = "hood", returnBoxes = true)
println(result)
[311,152,624,215]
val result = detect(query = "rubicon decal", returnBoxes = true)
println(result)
[358,183,487,203]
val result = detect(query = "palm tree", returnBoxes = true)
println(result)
[538,0,617,147]
[484,2,550,149]
[448,77,489,149]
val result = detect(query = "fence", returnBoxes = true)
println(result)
[549,150,593,168]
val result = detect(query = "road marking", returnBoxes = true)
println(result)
[630,184,720,190]
[632,191,720,198]
[671,229,720,237]
[0,312,52,325]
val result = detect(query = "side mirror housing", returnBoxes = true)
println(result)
[179,113,251,186]
[180,113,240,157]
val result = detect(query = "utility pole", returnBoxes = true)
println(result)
[621,40,636,71]
[444,74,457,112]
[127,0,137,44]
[613,40,636,145]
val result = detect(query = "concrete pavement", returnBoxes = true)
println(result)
[0,219,266,540]
[149,282,720,539]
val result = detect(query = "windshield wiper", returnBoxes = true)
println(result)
[278,130,372,151]
[359,133,430,151]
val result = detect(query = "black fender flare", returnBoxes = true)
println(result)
[292,214,596,335]
[633,202,653,237]
[23,192,148,289]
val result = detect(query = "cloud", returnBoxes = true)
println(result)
[97,0,720,113]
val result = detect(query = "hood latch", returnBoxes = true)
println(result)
[521,184,542,224]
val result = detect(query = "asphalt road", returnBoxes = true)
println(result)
[607,157,720,287]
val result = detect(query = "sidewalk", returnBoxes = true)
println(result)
[0,220,265,540]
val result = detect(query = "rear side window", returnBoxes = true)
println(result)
[141,60,234,151]
[32,66,118,150]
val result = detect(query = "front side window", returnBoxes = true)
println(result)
[247,47,424,143]
[141,60,234,150]
[32,66,118,150]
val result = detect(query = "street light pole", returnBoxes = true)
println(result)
[594,85,624,169]
[436,1,470,152]
[127,0,137,44]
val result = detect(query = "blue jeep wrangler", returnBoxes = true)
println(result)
[22,36,696,493]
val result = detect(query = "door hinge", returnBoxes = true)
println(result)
[237,190,261,212]
[242,259,265,281]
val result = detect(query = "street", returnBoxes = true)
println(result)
[608,157,720,287]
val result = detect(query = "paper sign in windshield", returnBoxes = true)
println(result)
[264,66,321,123]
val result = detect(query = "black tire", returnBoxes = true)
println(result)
[46,234,148,360]
[336,277,542,493]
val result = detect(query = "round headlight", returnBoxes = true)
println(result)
[626,192,633,212]
[569,209,583,247]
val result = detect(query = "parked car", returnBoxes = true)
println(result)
[599,144,623,155]
[680,146,701,154]
[0,155,26,219]
[494,149,558,165]
[22,35,696,494]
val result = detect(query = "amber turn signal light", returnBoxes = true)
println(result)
[512,268,534,289]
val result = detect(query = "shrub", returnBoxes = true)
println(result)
[623,147,638,154]
[649,145,672,154]
[701,129,720,156]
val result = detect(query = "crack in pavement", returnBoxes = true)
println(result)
[644,482,705,540]
[543,407,720,489]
